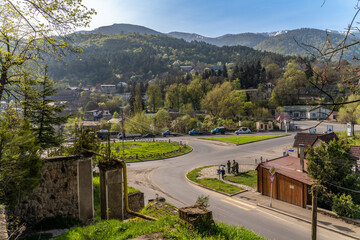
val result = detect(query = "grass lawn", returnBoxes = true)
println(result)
[55,202,266,240]
[106,141,192,162]
[202,134,287,145]
[93,174,139,220]
[187,166,244,195]
[224,170,257,188]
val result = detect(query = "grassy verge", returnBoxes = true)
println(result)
[187,166,243,195]
[105,141,192,162]
[224,170,257,188]
[93,174,139,220]
[55,202,265,240]
[202,134,287,145]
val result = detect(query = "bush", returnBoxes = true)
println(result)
[332,193,360,219]
[196,195,210,208]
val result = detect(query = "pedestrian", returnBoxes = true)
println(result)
[227,160,231,174]
[232,160,236,174]
[235,161,239,174]
[221,167,226,179]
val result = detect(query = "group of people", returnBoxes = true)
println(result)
[219,160,239,179]
[227,160,239,174]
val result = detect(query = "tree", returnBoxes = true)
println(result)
[155,109,171,132]
[0,0,96,101]
[270,61,307,106]
[201,82,233,117]
[307,140,360,208]
[105,97,124,114]
[27,67,68,149]
[125,112,152,135]
[146,84,162,112]
[337,94,360,124]
[0,118,43,210]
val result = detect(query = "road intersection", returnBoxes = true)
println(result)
[127,121,359,240]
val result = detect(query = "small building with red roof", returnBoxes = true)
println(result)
[256,155,314,207]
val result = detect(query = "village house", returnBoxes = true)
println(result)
[274,113,292,131]
[293,132,338,157]
[256,155,313,207]
[100,84,117,94]
[283,105,333,120]
[84,109,112,121]
[256,121,273,131]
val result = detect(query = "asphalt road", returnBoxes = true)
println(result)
[127,124,357,240]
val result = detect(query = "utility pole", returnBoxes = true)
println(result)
[121,107,125,158]
[311,185,318,240]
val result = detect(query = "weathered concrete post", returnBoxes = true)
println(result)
[99,162,123,220]
[77,158,94,223]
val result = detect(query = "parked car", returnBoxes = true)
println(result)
[143,133,155,138]
[118,133,142,139]
[235,127,251,134]
[189,129,198,135]
[211,126,226,134]
[162,130,170,137]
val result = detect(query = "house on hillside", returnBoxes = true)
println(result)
[85,109,112,121]
[100,85,117,94]
[349,146,360,173]
[257,155,314,207]
[283,105,332,120]
[293,132,338,157]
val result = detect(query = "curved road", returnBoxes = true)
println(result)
[127,125,356,240]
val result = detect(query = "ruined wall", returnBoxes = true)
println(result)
[124,192,145,219]
[14,155,92,223]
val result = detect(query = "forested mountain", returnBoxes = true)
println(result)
[76,24,360,61]
[78,23,164,35]
[254,28,360,60]
[47,33,287,85]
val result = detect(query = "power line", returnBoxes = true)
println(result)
[323,181,360,194]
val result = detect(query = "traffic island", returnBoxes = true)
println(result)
[186,166,246,196]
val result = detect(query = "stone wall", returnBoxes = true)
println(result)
[124,192,145,219]
[0,206,8,240]
[14,155,93,224]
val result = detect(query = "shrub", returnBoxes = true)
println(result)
[196,195,210,208]
[332,193,360,219]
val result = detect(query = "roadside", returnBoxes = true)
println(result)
[187,164,360,239]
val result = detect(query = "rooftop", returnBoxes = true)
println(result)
[293,132,338,148]
[258,155,314,185]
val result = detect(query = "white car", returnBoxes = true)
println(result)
[235,127,251,134]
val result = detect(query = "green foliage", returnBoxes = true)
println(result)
[170,114,191,133]
[337,94,360,124]
[155,109,171,132]
[202,135,286,145]
[0,0,95,101]
[0,120,43,209]
[108,141,191,161]
[26,66,69,149]
[55,215,265,240]
[196,195,210,208]
[33,217,80,231]
[146,85,162,112]
[72,128,100,155]
[47,33,287,86]
[125,112,152,135]
[332,193,360,219]
[307,140,360,208]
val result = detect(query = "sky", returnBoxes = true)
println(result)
[83,0,359,37]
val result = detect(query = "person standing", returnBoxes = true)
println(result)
[227,160,231,174]
[221,167,226,179]
[235,161,239,174]
[232,160,236,174]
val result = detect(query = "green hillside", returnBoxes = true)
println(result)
[47,33,288,85]
[254,28,360,60]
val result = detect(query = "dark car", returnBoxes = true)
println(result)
[143,133,155,138]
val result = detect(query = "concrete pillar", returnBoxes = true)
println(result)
[77,159,94,223]
[99,164,123,220]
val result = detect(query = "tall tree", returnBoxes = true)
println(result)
[28,66,68,149]
[0,0,96,101]
[146,84,162,112]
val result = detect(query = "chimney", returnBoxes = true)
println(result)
[299,144,304,172]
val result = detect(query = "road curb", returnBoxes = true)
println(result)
[184,168,247,197]
[257,204,360,240]
[126,145,193,163]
